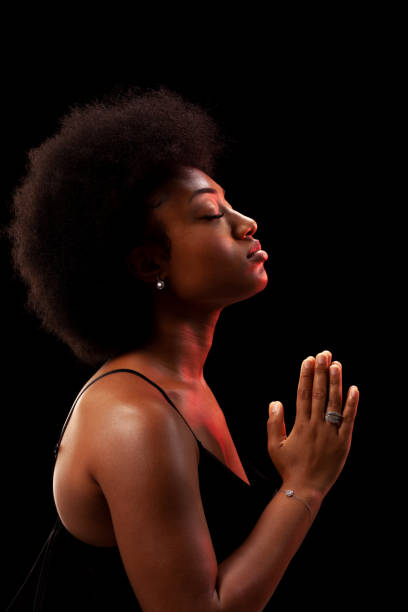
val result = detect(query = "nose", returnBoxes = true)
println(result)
[230,208,258,239]
[242,216,257,238]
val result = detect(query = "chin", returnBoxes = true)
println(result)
[223,273,269,307]
[248,274,269,297]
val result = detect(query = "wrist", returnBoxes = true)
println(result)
[278,482,325,520]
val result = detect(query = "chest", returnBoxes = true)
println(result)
[166,385,250,485]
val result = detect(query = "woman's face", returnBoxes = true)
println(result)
[140,166,268,308]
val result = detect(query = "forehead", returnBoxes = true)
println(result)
[150,167,221,206]
[173,166,220,192]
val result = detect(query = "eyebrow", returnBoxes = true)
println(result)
[188,187,225,203]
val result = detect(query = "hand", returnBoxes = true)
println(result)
[267,350,359,498]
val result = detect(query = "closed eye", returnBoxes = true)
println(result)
[203,214,224,220]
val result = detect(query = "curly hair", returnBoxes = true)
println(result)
[2,85,229,366]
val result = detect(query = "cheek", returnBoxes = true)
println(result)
[170,239,239,291]
[174,234,234,268]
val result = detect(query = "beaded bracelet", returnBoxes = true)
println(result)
[275,488,313,524]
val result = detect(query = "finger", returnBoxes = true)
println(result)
[267,401,287,446]
[339,386,359,444]
[310,351,331,424]
[296,356,315,421]
[325,361,343,417]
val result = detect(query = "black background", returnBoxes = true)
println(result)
[1,23,397,611]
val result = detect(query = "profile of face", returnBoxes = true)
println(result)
[128,166,268,311]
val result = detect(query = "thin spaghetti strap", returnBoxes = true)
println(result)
[53,369,200,459]
[5,517,60,611]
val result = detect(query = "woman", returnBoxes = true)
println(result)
[4,86,359,611]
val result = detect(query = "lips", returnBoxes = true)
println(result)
[247,240,262,258]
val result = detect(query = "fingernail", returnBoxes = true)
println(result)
[303,357,313,371]
[350,386,359,399]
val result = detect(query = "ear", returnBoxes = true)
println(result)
[126,244,164,284]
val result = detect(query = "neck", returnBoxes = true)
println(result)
[128,295,222,386]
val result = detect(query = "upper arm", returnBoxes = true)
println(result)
[89,394,220,612]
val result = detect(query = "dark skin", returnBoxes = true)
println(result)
[54,165,267,546]
[104,164,268,479]
[123,164,268,386]
[53,166,358,609]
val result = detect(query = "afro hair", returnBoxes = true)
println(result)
[2,85,228,366]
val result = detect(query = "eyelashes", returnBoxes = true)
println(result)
[204,214,224,220]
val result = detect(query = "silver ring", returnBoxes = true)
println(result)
[325,411,343,426]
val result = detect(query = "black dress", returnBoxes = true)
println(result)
[6,368,276,611]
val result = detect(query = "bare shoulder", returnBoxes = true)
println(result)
[76,370,219,610]
[76,368,201,477]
